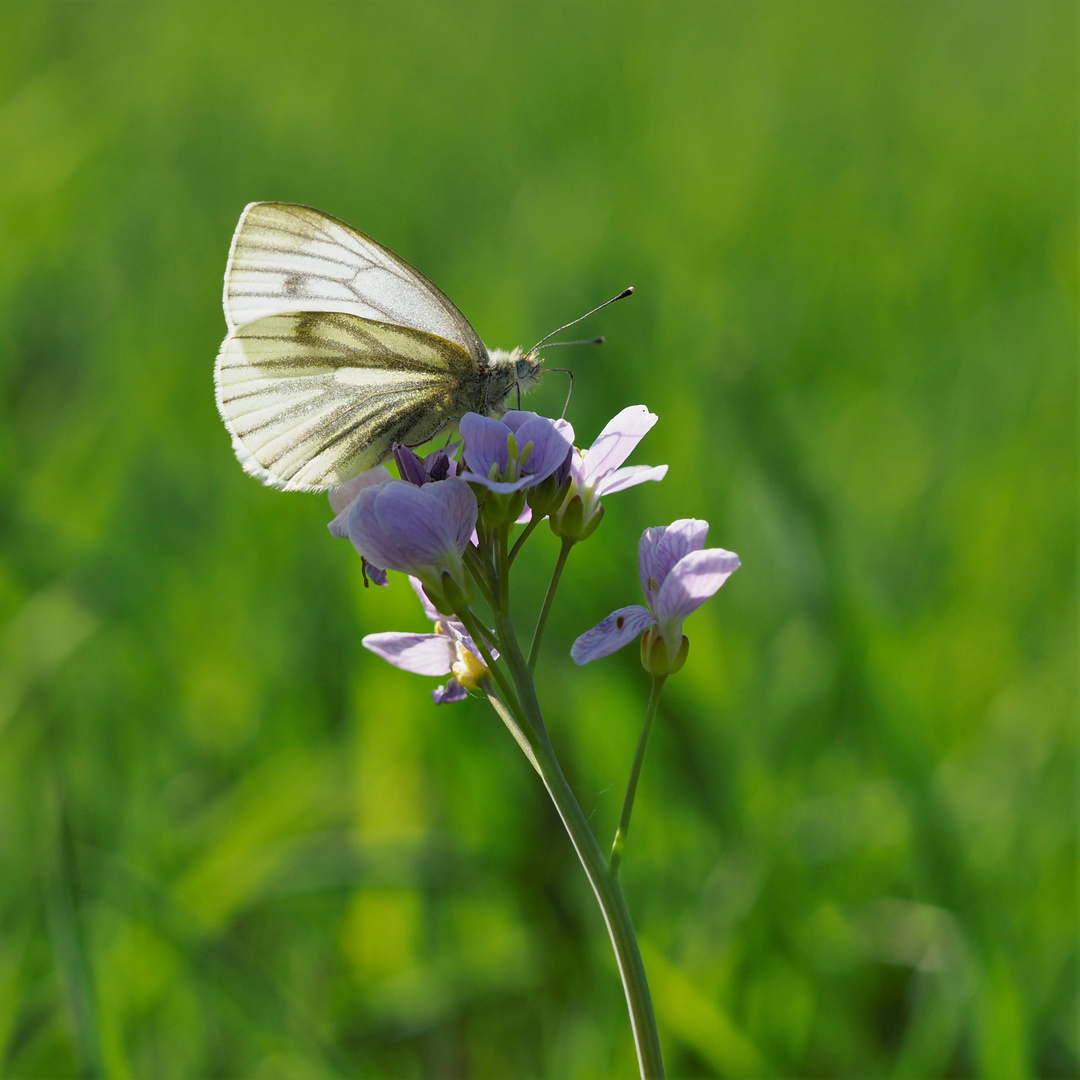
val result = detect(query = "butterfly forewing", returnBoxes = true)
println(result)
[224,202,486,363]
[216,310,485,491]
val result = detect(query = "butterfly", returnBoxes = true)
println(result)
[215,202,629,492]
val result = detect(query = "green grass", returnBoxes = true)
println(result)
[0,3,1075,1077]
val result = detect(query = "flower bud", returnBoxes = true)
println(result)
[421,568,475,616]
[476,486,527,529]
[550,496,604,541]
[640,626,689,676]
[526,470,571,521]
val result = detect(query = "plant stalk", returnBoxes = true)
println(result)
[609,674,666,877]
[528,537,575,671]
[491,577,664,1078]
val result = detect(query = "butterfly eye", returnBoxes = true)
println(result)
[515,358,533,380]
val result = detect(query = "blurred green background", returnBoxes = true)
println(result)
[0,3,1075,1077]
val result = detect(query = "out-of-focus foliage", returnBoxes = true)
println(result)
[0,4,1074,1077]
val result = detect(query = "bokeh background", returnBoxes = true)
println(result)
[0,3,1075,1078]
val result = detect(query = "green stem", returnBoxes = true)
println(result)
[496,527,510,618]
[462,546,496,610]
[609,675,666,877]
[528,537,574,671]
[508,516,539,565]
[482,684,541,776]
[492,608,664,1078]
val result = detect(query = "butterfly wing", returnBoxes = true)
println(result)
[223,202,487,364]
[215,310,484,491]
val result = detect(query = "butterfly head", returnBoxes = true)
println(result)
[484,347,544,416]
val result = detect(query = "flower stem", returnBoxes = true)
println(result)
[527,537,575,671]
[609,675,666,877]
[509,516,540,564]
[462,545,496,609]
[493,610,664,1078]
[496,526,511,619]
[482,684,541,776]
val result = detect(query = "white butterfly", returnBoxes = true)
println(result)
[215,202,545,492]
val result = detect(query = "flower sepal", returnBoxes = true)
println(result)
[526,468,572,521]
[640,626,689,676]
[476,485,528,529]
[420,568,474,616]
[551,495,604,541]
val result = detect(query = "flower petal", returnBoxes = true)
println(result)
[365,561,389,587]
[581,406,658,485]
[346,485,408,570]
[460,413,512,476]
[513,416,575,483]
[371,484,454,566]
[500,410,543,433]
[362,632,454,675]
[327,466,393,529]
[654,547,740,622]
[460,472,534,494]
[639,519,710,602]
[432,678,468,704]
[392,443,429,486]
[570,605,655,665]
[424,476,479,554]
[409,576,441,623]
[597,463,668,497]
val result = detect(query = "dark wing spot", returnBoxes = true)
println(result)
[283,273,305,297]
[616,615,625,630]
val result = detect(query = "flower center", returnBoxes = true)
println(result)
[487,432,536,484]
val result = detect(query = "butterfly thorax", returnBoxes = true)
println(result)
[482,347,543,417]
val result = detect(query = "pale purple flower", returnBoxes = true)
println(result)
[363,579,495,703]
[571,519,739,665]
[460,411,574,494]
[330,476,477,608]
[552,406,667,537]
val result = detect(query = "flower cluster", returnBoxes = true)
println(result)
[329,403,738,699]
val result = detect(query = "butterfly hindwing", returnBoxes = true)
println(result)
[216,309,485,491]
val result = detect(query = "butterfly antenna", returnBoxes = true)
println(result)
[546,368,575,418]
[538,336,605,348]
[528,287,633,356]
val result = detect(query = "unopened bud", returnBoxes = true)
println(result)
[527,471,571,520]
[640,626,689,676]
[478,487,527,529]
[422,568,474,616]
[551,496,604,540]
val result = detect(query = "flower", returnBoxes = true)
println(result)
[363,579,495,703]
[459,411,574,494]
[551,406,668,540]
[571,519,739,675]
[330,476,478,613]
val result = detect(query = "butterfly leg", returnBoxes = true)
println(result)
[405,420,447,449]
